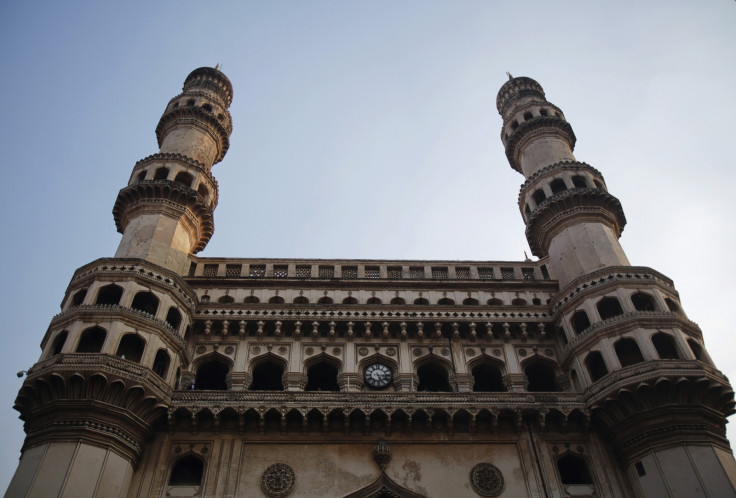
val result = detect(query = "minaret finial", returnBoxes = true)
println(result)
[215,63,221,71]
[507,72,513,80]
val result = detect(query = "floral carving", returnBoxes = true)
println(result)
[261,463,295,497]
[470,463,504,496]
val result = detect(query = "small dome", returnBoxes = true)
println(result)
[183,67,234,107]
[496,76,545,114]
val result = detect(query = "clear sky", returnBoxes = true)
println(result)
[1,1,735,490]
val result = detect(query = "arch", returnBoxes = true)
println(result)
[116,334,145,363]
[173,171,194,188]
[268,295,284,304]
[511,297,527,306]
[294,295,310,304]
[390,297,406,305]
[437,297,455,306]
[250,355,286,391]
[652,333,680,359]
[71,288,87,307]
[243,295,260,304]
[217,295,234,304]
[462,297,479,306]
[366,296,382,305]
[524,360,559,392]
[596,296,623,320]
[342,296,358,305]
[169,454,204,486]
[557,453,593,485]
[358,353,399,383]
[523,111,533,121]
[131,291,159,316]
[688,339,706,362]
[471,360,506,392]
[201,103,213,113]
[413,297,429,306]
[153,349,170,378]
[593,179,604,189]
[317,296,334,305]
[50,331,68,356]
[615,338,644,367]
[195,355,231,390]
[532,189,546,205]
[665,297,681,313]
[571,175,588,188]
[305,359,340,392]
[417,360,452,392]
[487,297,504,306]
[631,292,656,311]
[550,178,567,194]
[571,310,591,335]
[95,283,123,305]
[197,183,209,199]
[165,307,182,330]
[137,170,146,182]
[153,167,169,180]
[585,351,608,382]
[76,326,107,353]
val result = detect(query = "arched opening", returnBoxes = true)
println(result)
[217,295,234,304]
[268,296,284,304]
[550,178,567,194]
[152,349,170,378]
[342,296,357,305]
[511,297,527,306]
[71,289,87,306]
[137,170,146,182]
[251,360,284,391]
[76,327,106,353]
[317,296,334,305]
[95,284,123,305]
[131,291,159,316]
[523,111,533,121]
[414,297,429,306]
[593,180,604,189]
[597,297,623,320]
[571,175,588,188]
[51,331,68,356]
[437,297,455,306]
[539,108,549,117]
[525,361,559,392]
[525,204,532,217]
[665,297,681,313]
[201,103,212,113]
[153,167,169,180]
[557,453,593,485]
[244,295,260,304]
[169,455,204,486]
[390,297,406,305]
[487,298,504,306]
[305,361,339,391]
[571,310,591,335]
[652,333,680,359]
[471,362,506,392]
[463,297,479,306]
[195,359,230,390]
[688,339,706,362]
[417,362,451,392]
[294,295,310,304]
[173,171,194,188]
[615,338,644,367]
[367,297,382,305]
[585,352,608,382]
[116,334,145,363]
[165,307,182,330]
[631,292,656,311]
[532,189,546,205]
[197,184,209,199]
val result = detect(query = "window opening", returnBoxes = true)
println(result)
[76,327,106,353]
[96,284,123,305]
[251,361,284,390]
[417,362,451,392]
[615,338,644,367]
[652,333,680,359]
[557,454,593,485]
[131,291,159,316]
[195,360,229,390]
[472,363,506,392]
[153,349,170,378]
[597,297,623,320]
[525,362,559,391]
[585,352,608,382]
[169,455,204,486]
[305,362,339,391]
[116,334,145,363]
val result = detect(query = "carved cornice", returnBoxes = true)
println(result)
[504,117,577,173]
[155,107,231,164]
[183,67,233,107]
[524,188,626,257]
[518,161,605,200]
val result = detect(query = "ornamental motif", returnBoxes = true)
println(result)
[358,347,369,356]
[466,348,476,357]
[440,348,450,356]
[305,347,314,355]
[224,346,235,354]
[470,463,504,496]
[385,347,397,356]
[195,346,206,354]
[278,346,288,354]
[261,463,295,497]
[518,348,527,357]
[332,347,342,355]
[545,348,554,356]
[251,346,261,355]
[492,349,502,356]
[413,348,422,357]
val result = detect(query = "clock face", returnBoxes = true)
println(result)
[364,363,392,389]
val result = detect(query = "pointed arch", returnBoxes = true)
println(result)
[521,355,560,392]
[304,353,341,392]
[193,352,233,390]
[343,472,426,498]
[250,353,287,391]
[415,356,453,392]
[467,356,507,392]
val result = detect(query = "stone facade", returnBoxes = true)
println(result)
[6,69,736,497]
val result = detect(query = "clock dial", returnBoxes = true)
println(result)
[364,363,392,388]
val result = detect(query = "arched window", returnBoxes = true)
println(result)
[153,167,169,180]
[571,310,590,335]
[615,338,644,367]
[342,296,357,305]
[413,297,429,306]
[195,359,229,390]
[571,175,588,188]
[197,184,209,199]
[523,111,533,121]
[539,108,549,117]
[268,296,284,304]
[532,189,546,205]
[597,297,623,320]
[201,103,212,113]
[169,455,204,486]
[652,333,680,359]
[585,352,608,382]
[593,180,604,189]
[137,170,146,182]
[175,367,181,389]
[487,298,504,306]
[186,99,195,106]
[688,339,705,362]
[251,360,284,391]
[525,204,531,217]
[116,334,145,363]
[665,297,681,313]
[244,295,260,304]
[471,363,506,392]
[51,331,68,356]
[417,362,451,392]
[293,295,309,304]
[217,295,234,304]
[173,171,194,188]
[511,297,527,306]
[390,297,405,305]
[367,297,382,305]
[76,327,106,353]
[525,361,559,392]
[437,297,455,306]
[96,284,123,305]
[557,453,593,485]
[153,349,171,378]
[131,291,159,316]
[550,179,567,194]
[631,292,656,311]
[305,361,339,391]
[317,296,334,305]
[463,297,479,306]
[71,289,87,307]
[165,307,182,331]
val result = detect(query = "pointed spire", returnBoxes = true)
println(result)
[507,72,513,80]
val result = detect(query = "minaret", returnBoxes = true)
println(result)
[498,76,736,495]
[113,66,233,274]
[7,68,232,498]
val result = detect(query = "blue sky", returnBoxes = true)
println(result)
[1,1,735,490]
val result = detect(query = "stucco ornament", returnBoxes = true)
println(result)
[261,463,296,497]
[469,463,504,496]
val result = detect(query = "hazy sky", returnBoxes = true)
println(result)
[1,1,735,490]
